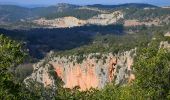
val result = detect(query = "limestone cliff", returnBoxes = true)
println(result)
[24,49,136,91]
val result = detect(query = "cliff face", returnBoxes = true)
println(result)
[24,49,136,91]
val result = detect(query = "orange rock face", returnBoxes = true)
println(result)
[47,50,136,90]
[51,58,101,90]
[65,65,98,90]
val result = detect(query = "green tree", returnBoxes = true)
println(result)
[0,34,31,99]
[134,38,170,99]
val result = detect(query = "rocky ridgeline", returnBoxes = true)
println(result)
[24,49,136,91]
[33,11,123,28]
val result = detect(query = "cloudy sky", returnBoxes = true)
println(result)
[0,0,170,6]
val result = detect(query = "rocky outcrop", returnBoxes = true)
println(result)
[24,49,136,91]
[159,32,170,50]
[164,32,170,37]
[160,41,170,50]
[87,11,123,25]
[33,11,123,28]
[24,61,56,89]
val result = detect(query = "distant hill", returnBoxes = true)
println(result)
[0,3,80,22]
[87,3,158,9]
[0,5,31,21]
[0,3,159,22]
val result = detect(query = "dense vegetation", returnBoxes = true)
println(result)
[0,24,124,58]
[0,34,52,99]
[54,32,149,57]
[45,9,100,20]
[123,7,170,21]
[0,35,28,99]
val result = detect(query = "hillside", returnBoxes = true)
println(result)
[0,3,170,100]
[0,3,169,29]
[33,11,123,28]
[0,3,98,22]
[23,29,170,99]
[0,3,159,22]
[87,3,158,9]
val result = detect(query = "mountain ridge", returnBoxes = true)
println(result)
[0,3,159,8]
[87,3,158,8]
[0,3,161,26]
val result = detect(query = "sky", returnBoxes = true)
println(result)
[0,0,170,6]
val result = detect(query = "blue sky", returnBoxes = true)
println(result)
[0,0,170,6]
